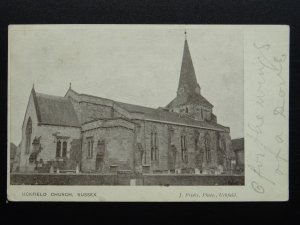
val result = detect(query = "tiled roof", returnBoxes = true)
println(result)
[34,91,80,127]
[232,138,244,151]
[116,101,228,132]
[67,88,229,132]
[166,93,213,109]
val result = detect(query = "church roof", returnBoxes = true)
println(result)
[116,100,227,131]
[178,39,198,92]
[166,38,213,109]
[65,87,228,132]
[166,93,213,109]
[33,90,80,127]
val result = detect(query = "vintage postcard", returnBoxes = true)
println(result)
[7,25,289,201]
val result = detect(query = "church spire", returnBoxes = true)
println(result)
[177,33,200,96]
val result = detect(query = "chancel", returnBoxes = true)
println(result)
[14,32,236,175]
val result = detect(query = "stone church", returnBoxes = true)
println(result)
[16,37,235,175]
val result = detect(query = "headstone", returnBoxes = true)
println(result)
[76,164,80,174]
[130,179,136,186]
[195,168,200,174]
[49,165,54,174]
[175,168,181,174]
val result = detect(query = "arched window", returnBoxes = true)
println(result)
[56,140,61,157]
[205,133,211,162]
[186,107,188,113]
[151,132,158,161]
[62,141,67,157]
[181,135,188,163]
[25,118,32,154]
[222,138,226,153]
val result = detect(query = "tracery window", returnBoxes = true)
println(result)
[205,133,211,162]
[151,132,158,161]
[181,135,188,163]
[62,141,67,157]
[87,137,94,158]
[56,140,61,157]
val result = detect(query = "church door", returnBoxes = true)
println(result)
[95,155,104,172]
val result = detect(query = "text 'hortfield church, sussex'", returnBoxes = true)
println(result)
[14,35,237,175]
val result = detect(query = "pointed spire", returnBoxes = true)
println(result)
[177,37,199,96]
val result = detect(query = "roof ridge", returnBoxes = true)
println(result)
[36,92,68,100]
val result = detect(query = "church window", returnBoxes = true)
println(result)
[25,117,32,154]
[87,137,94,158]
[201,108,203,119]
[62,141,67,157]
[186,107,188,113]
[56,140,61,158]
[151,132,158,161]
[205,133,211,162]
[181,135,188,163]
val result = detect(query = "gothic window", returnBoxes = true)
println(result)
[205,133,211,162]
[62,141,67,157]
[186,107,188,113]
[87,137,94,158]
[222,138,227,153]
[56,140,61,157]
[151,132,158,161]
[181,135,188,163]
[25,117,32,154]
[201,108,203,119]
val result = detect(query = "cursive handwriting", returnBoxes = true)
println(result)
[248,42,287,194]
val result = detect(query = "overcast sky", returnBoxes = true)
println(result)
[9,25,244,145]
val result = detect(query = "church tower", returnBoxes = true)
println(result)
[166,31,215,122]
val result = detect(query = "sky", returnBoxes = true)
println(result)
[9,25,244,145]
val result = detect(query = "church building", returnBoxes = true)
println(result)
[16,35,235,175]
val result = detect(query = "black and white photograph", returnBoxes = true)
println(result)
[6,25,289,202]
[9,26,244,186]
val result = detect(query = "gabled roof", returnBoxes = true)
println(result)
[67,88,229,132]
[116,100,227,131]
[33,90,80,127]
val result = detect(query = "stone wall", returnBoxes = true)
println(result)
[81,126,135,173]
[36,125,81,163]
[10,173,244,186]
[143,174,244,186]
[134,120,231,174]
[19,92,39,172]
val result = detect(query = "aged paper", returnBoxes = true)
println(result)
[7,25,289,201]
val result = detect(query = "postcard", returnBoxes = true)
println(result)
[7,25,289,201]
